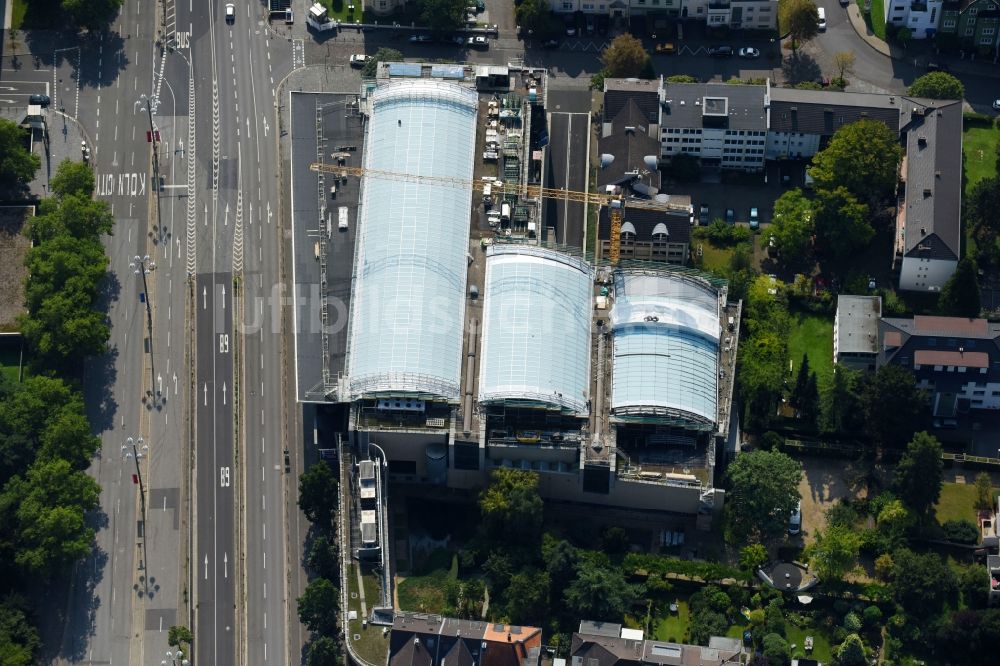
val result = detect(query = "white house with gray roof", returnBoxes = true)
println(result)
[834,295,882,372]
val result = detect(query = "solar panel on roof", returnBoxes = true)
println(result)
[431,65,465,80]
[388,62,422,78]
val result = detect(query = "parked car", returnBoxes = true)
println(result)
[993,99,1000,110]
[585,15,595,34]
[725,208,735,224]
[541,38,560,49]
[349,54,372,67]
[29,93,50,107]
[225,3,235,23]
[409,34,432,44]
[708,45,734,58]
[655,42,677,54]
[564,15,576,36]
[788,501,802,535]
[926,61,950,72]
[749,207,760,230]
[738,47,760,59]
[699,203,709,226]
[817,7,826,31]
[467,35,488,48]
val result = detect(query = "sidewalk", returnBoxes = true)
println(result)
[846,4,1000,79]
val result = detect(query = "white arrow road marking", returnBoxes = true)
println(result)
[202,286,207,309]
[221,285,226,309]
[203,383,208,406]
[224,202,229,227]
[204,202,208,227]
[222,382,227,405]
[224,552,228,578]
[157,373,162,394]
[204,554,208,580]
[173,372,178,395]
[267,201,272,224]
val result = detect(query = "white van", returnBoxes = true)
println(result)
[817,7,826,31]
[338,206,349,231]
[788,500,803,535]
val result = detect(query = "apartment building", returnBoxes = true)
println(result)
[878,315,1000,415]
[834,296,882,372]
[658,82,768,171]
[939,0,1000,52]
[884,0,946,39]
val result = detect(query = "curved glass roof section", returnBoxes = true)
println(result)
[609,270,720,424]
[479,246,593,414]
[347,80,478,401]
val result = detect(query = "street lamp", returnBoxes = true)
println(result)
[130,255,158,402]
[135,93,160,198]
[163,649,190,665]
[122,437,150,587]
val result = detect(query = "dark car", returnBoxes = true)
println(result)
[725,208,735,224]
[708,46,734,58]
[409,34,433,44]
[541,38,560,49]
[29,93,50,107]
[926,61,950,72]
[699,204,709,226]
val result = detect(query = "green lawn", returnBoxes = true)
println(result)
[396,549,458,613]
[0,343,23,384]
[694,237,735,274]
[652,600,690,643]
[788,311,834,383]
[868,0,887,40]
[347,563,391,664]
[786,624,833,663]
[963,125,999,193]
[11,0,28,30]
[935,482,1000,524]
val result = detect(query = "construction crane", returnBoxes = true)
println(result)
[309,163,690,264]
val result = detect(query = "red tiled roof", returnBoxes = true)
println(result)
[884,331,902,347]
[912,315,989,337]
[914,349,989,368]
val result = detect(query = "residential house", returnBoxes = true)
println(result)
[765,87,902,160]
[939,0,1000,52]
[572,620,744,666]
[658,81,768,171]
[686,0,778,29]
[878,315,1000,416]
[549,0,611,14]
[834,295,882,372]
[389,614,542,666]
[884,0,945,39]
[989,552,1000,606]
[894,99,963,292]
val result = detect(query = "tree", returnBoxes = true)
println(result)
[809,119,902,207]
[876,499,914,551]
[362,48,404,77]
[505,568,550,625]
[600,34,651,79]
[0,119,40,192]
[958,564,990,609]
[1,458,101,577]
[0,375,85,480]
[298,461,338,529]
[564,559,641,622]
[770,189,814,270]
[297,578,339,635]
[543,536,578,592]
[820,367,864,434]
[739,543,768,573]
[974,471,995,512]
[61,0,123,30]
[833,51,856,85]
[417,0,467,32]
[836,633,867,666]
[862,365,925,449]
[307,534,339,580]
[306,635,340,666]
[515,0,557,37]
[0,596,40,666]
[479,468,543,546]
[967,176,1000,267]
[891,548,958,618]
[168,625,193,650]
[894,431,944,521]
[799,372,819,427]
[908,72,965,100]
[725,450,803,543]
[666,74,699,83]
[812,186,873,268]
[779,0,820,53]
[938,256,981,317]
[761,632,791,666]
[27,194,113,242]
[807,525,861,580]
[49,159,95,198]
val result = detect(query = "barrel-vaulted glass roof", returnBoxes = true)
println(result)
[479,246,594,414]
[610,270,720,425]
[347,80,478,401]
